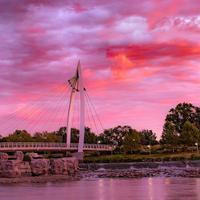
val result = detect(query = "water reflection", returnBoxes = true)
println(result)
[0,178,200,200]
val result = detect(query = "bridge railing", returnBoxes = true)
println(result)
[0,142,113,151]
[0,142,65,148]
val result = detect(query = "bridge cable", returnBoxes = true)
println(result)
[84,92,99,135]
[1,84,69,135]
[84,90,104,132]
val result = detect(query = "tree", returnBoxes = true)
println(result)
[194,107,200,129]
[161,102,200,147]
[180,121,200,146]
[56,127,79,143]
[4,130,33,142]
[33,131,60,142]
[33,132,45,142]
[45,132,60,142]
[71,128,79,143]
[123,129,141,154]
[160,121,179,149]
[59,127,98,144]
[140,130,158,145]
[98,125,133,147]
[164,103,199,134]
[57,127,67,142]
[84,127,98,144]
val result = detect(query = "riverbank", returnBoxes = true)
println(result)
[1,160,200,183]
[0,174,80,184]
[84,152,200,163]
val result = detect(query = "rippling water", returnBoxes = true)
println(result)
[1,178,200,200]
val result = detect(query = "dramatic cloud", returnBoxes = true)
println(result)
[0,0,200,137]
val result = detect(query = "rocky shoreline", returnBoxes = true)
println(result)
[2,152,200,183]
[0,175,80,184]
[1,166,200,184]
[78,161,200,179]
[79,167,200,179]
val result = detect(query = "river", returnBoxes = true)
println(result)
[0,177,200,200]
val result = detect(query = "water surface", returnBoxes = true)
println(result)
[0,178,200,200]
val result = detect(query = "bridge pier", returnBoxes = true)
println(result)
[72,152,84,161]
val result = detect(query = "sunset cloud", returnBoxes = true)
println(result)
[0,0,200,137]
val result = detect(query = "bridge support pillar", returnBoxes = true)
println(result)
[72,152,84,161]
[77,62,85,154]
[66,82,77,148]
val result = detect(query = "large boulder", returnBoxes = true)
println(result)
[50,158,78,175]
[25,153,43,161]
[19,161,31,176]
[64,157,79,175]
[50,158,66,175]
[15,151,24,161]
[50,157,78,175]
[0,160,31,178]
[30,159,50,176]
[0,153,8,160]
[0,160,21,178]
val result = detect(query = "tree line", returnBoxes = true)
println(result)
[0,102,200,154]
[0,126,157,152]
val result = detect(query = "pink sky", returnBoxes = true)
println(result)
[0,0,200,138]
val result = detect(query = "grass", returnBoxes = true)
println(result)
[84,152,200,163]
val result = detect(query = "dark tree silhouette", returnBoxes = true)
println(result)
[140,130,158,145]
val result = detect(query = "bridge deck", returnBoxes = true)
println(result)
[0,142,113,152]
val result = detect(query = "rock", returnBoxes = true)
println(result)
[15,151,24,161]
[25,153,43,161]
[50,158,67,175]
[0,160,21,178]
[30,159,50,176]
[50,157,79,175]
[0,153,8,160]
[19,162,31,176]
[65,157,79,175]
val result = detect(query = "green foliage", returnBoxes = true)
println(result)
[140,130,158,145]
[164,102,200,134]
[57,127,67,142]
[4,130,33,142]
[71,128,79,143]
[84,127,98,144]
[0,126,100,144]
[123,129,141,153]
[161,102,200,147]
[98,126,158,154]
[160,121,179,146]
[33,131,61,142]
[84,152,200,163]
[181,121,200,146]
[0,135,3,142]
[56,127,79,143]
[99,125,133,146]
[61,127,99,144]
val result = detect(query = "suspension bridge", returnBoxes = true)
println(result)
[0,62,113,158]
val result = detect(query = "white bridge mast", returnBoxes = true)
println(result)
[66,61,85,156]
[77,62,85,153]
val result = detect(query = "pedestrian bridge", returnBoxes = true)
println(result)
[0,142,113,152]
[0,63,110,156]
